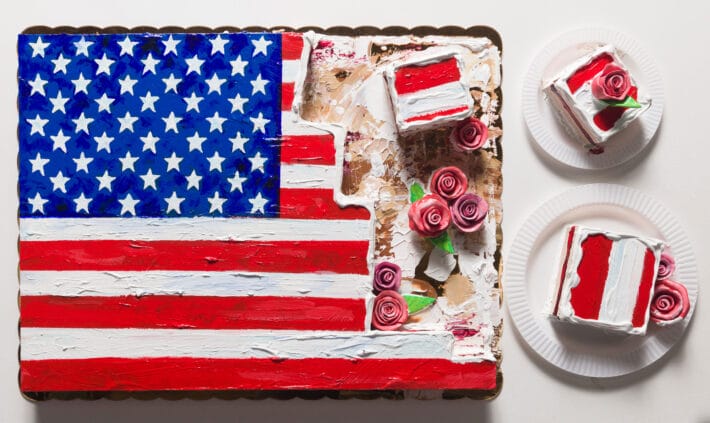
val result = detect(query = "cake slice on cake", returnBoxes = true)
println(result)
[543,45,651,153]
[548,225,665,335]
[385,51,474,133]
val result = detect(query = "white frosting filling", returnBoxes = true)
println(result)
[394,81,472,120]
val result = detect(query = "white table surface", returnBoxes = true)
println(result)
[2,1,708,421]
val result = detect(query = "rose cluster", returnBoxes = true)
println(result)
[371,261,408,331]
[408,166,489,239]
[650,253,690,325]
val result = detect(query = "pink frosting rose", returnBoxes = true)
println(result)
[657,253,676,280]
[650,279,690,324]
[373,261,402,293]
[408,194,451,238]
[371,290,409,331]
[450,193,488,233]
[429,166,468,201]
[450,117,488,152]
[591,64,631,101]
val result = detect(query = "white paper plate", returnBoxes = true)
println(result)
[505,184,697,378]
[522,28,664,169]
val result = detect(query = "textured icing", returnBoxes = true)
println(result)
[300,34,502,362]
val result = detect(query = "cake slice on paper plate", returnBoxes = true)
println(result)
[543,45,650,154]
[547,225,664,335]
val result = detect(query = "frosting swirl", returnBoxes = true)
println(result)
[657,253,676,280]
[373,261,402,293]
[451,117,488,152]
[371,290,408,331]
[450,193,488,233]
[429,166,468,202]
[408,194,451,238]
[650,279,690,325]
[591,63,631,101]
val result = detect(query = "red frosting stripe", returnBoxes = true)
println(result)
[281,82,295,111]
[631,248,657,328]
[279,188,371,220]
[19,240,370,274]
[553,226,577,316]
[20,357,497,392]
[20,295,366,331]
[570,234,613,320]
[280,134,336,165]
[566,53,614,94]
[404,106,470,123]
[281,32,304,60]
[393,57,461,95]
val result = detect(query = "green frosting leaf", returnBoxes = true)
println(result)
[603,96,642,108]
[403,294,436,314]
[429,231,455,254]
[410,182,425,203]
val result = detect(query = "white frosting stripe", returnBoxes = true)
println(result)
[282,60,302,83]
[395,81,471,122]
[598,238,648,325]
[20,270,370,298]
[280,164,335,188]
[282,112,327,134]
[19,217,370,242]
[20,328,455,360]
